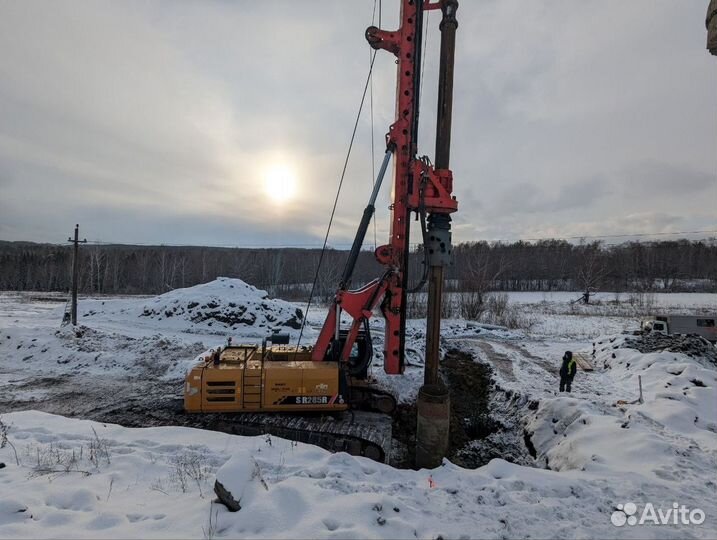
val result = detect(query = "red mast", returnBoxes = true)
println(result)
[365,0,423,374]
[312,0,458,381]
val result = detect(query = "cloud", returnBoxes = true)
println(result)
[0,1,714,247]
[490,177,609,217]
[618,161,715,196]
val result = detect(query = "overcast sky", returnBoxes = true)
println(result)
[1,1,715,247]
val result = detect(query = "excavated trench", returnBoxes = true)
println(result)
[391,348,537,469]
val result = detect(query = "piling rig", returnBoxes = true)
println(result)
[184,0,459,465]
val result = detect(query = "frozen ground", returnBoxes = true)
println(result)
[1,282,716,538]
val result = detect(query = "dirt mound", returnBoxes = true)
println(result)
[139,277,303,331]
[621,333,717,365]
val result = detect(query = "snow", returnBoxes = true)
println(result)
[80,277,305,338]
[484,291,717,310]
[0,278,310,396]
[598,337,717,448]
[214,450,263,510]
[458,332,717,538]
[1,404,715,538]
[1,285,716,538]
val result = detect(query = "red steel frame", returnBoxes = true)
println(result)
[312,0,457,374]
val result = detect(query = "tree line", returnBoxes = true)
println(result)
[0,238,715,297]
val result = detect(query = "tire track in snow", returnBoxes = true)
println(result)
[465,340,516,382]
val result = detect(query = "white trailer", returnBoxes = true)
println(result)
[641,315,717,343]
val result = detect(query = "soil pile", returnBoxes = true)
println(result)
[622,333,717,365]
[139,277,303,331]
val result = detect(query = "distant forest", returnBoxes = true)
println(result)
[1,239,715,297]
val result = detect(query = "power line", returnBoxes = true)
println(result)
[80,240,365,249]
[488,229,717,243]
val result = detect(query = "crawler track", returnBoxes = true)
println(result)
[91,393,393,463]
[2,373,394,463]
[213,411,392,462]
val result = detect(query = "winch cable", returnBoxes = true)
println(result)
[419,9,430,115]
[370,0,382,251]
[366,0,380,376]
[295,44,379,354]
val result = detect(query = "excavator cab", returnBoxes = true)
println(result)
[331,329,372,379]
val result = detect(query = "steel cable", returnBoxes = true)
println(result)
[295,45,379,352]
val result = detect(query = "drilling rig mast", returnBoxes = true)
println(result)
[185,0,460,468]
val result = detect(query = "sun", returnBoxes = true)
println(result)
[263,164,298,204]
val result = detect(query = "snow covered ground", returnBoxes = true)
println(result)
[0,279,313,413]
[456,335,717,529]
[477,291,716,310]
[2,407,711,540]
[1,282,716,538]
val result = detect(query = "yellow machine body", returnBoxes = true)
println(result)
[184,345,348,413]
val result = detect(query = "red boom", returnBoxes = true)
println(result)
[312,0,457,376]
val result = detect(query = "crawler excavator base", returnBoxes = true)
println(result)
[184,344,395,462]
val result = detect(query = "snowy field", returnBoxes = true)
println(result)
[477,291,716,309]
[1,281,716,538]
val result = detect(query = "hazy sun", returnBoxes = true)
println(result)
[263,164,298,204]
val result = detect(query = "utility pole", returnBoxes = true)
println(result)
[68,224,87,326]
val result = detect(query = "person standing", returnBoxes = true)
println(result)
[559,351,577,392]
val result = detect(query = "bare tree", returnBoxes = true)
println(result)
[1,239,715,296]
[314,250,342,304]
[575,241,607,303]
[461,242,507,305]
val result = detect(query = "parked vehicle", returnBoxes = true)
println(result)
[641,315,717,343]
